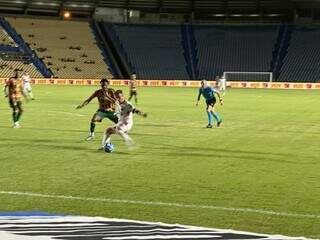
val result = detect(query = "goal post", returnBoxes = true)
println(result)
[223,72,273,82]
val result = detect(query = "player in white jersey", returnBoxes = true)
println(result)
[21,71,34,100]
[217,75,226,96]
[101,89,147,149]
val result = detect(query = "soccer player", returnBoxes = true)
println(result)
[196,80,223,128]
[76,79,118,141]
[128,73,138,104]
[4,73,28,128]
[217,75,226,96]
[21,71,34,100]
[101,89,147,149]
[215,75,220,87]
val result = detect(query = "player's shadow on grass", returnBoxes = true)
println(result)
[145,143,317,165]
[0,142,89,151]
[0,141,132,155]
[156,150,316,165]
[0,138,60,143]
[148,142,288,157]
[27,127,88,133]
[135,123,178,128]
[0,137,87,144]
[0,125,87,133]
[130,132,172,138]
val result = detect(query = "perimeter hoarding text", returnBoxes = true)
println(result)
[1,78,320,89]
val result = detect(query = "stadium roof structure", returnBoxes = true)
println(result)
[0,0,319,19]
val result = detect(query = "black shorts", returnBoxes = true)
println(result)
[9,99,23,111]
[206,98,216,107]
[130,91,137,97]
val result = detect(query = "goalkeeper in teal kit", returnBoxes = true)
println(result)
[196,80,223,128]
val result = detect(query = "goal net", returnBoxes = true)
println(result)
[223,72,273,82]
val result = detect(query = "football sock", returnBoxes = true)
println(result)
[16,111,22,122]
[207,111,213,125]
[102,133,110,147]
[211,111,221,123]
[118,131,133,145]
[90,122,95,135]
[29,91,34,99]
[12,112,17,122]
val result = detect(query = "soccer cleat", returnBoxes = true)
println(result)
[217,120,223,127]
[124,139,134,146]
[206,124,213,128]
[85,135,94,141]
[13,122,21,128]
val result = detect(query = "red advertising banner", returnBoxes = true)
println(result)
[1,78,320,89]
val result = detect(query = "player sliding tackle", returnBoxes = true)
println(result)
[76,79,118,141]
[196,80,223,128]
[101,90,147,149]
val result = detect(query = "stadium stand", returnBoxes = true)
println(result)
[0,25,42,78]
[7,17,113,79]
[279,26,320,82]
[0,27,15,46]
[91,21,121,78]
[108,23,189,80]
[0,59,42,78]
[181,24,199,80]
[0,17,50,77]
[2,16,320,82]
[193,25,279,80]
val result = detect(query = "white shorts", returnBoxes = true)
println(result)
[23,83,32,92]
[116,121,133,133]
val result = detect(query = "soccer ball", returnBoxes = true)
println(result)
[104,143,114,153]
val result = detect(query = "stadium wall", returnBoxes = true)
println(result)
[1,78,320,89]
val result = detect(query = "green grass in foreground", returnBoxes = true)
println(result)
[0,85,319,238]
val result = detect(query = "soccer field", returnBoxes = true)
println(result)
[0,85,319,238]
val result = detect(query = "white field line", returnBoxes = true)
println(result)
[0,191,319,220]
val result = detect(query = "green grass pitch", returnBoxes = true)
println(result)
[0,85,319,238]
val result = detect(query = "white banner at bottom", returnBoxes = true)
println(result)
[0,215,311,240]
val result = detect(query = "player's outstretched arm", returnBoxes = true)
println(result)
[76,92,97,109]
[133,108,147,118]
[108,89,117,103]
[76,99,89,109]
[196,90,201,106]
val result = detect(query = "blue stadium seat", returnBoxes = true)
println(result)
[279,26,320,83]
[111,24,189,80]
[193,25,279,80]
